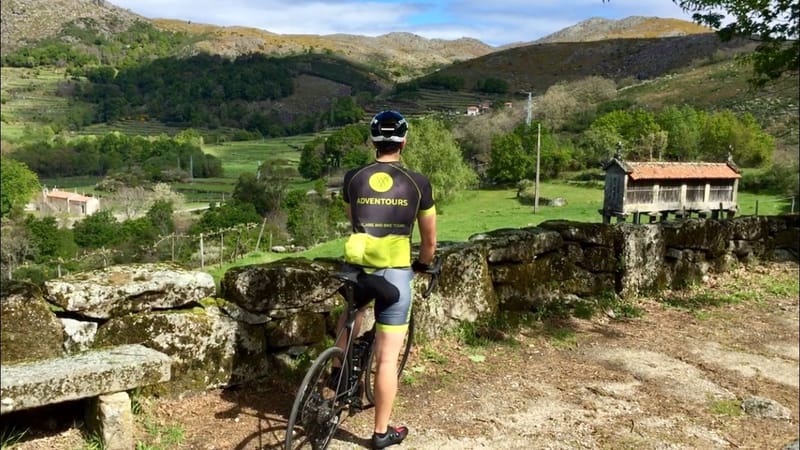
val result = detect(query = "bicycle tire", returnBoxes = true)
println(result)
[285,346,346,450]
[364,314,415,405]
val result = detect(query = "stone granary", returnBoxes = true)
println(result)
[601,156,741,224]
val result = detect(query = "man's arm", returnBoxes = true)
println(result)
[416,213,437,266]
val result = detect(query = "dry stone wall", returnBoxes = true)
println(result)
[1,215,797,398]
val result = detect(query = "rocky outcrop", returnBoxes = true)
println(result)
[93,303,267,393]
[44,263,216,319]
[220,258,341,316]
[0,281,64,364]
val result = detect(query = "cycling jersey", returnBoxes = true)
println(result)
[342,161,435,269]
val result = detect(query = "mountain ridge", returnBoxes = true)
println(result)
[2,0,715,81]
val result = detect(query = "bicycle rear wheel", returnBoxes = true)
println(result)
[364,314,415,405]
[285,347,346,450]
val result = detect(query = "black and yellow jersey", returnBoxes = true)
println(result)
[342,161,435,268]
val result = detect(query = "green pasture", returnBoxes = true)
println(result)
[202,135,317,179]
[1,67,75,141]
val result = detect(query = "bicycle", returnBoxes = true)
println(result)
[285,260,442,450]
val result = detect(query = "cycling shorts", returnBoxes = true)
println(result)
[345,265,414,333]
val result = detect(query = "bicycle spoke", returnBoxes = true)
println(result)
[285,347,346,450]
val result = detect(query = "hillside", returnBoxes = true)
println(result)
[531,16,713,44]
[152,19,494,81]
[426,33,756,95]
[0,0,143,50]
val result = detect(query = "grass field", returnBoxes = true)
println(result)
[202,135,321,178]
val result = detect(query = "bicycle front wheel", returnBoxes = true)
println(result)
[285,346,346,450]
[364,314,415,406]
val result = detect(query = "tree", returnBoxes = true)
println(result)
[233,160,296,216]
[488,133,533,183]
[604,0,799,85]
[588,108,663,160]
[403,118,478,206]
[699,110,774,166]
[453,107,524,179]
[191,201,262,234]
[1,158,41,217]
[72,210,123,249]
[24,216,78,263]
[0,220,35,280]
[146,200,175,236]
[656,105,706,160]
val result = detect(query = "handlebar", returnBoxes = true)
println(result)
[419,258,443,299]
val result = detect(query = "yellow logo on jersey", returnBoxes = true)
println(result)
[368,172,393,193]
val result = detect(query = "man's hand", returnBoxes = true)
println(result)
[411,259,430,273]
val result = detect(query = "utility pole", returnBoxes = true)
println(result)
[523,91,541,214]
[526,91,532,127]
[535,122,541,213]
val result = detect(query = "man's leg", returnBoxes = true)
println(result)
[373,328,406,434]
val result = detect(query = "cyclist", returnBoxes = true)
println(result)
[334,110,437,449]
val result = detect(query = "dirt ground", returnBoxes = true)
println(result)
[7,261,799,450]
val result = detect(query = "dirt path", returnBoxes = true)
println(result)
[10,262,800,450]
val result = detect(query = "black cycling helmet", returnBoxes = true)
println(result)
[370,110,408,143]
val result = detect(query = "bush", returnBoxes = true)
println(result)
[740,163,799,196]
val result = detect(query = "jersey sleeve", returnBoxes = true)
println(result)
[417,175,435,216]
[342,169,354,204]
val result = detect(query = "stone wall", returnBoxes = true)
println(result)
[1,215,797,397]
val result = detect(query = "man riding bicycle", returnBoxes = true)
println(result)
[333,110,437,449]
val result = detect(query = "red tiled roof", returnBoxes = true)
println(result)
[46,189,95,202]
[626,162,741,181]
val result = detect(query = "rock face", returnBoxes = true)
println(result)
[0,281,64,364]
[93,305,267,393]
[220,258,342,316]
[1,215,797,399]
[44,263,216,319]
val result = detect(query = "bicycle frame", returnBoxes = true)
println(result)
[328,271,372,410]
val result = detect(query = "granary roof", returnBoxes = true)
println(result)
[603,158,741,181]
[626,162,741,181]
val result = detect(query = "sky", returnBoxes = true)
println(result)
[108,0,699,47]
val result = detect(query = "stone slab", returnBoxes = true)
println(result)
[0,344,171,414]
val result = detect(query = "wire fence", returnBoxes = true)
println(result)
[6,219,277,281]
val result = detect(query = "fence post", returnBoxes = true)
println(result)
[255,217,267,253]
[755,200,759,216]
[792,196,796,214]
[233,228,242,261]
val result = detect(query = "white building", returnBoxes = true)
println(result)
[40,188,101,216]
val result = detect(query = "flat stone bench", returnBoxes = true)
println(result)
[0,344,171,450]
